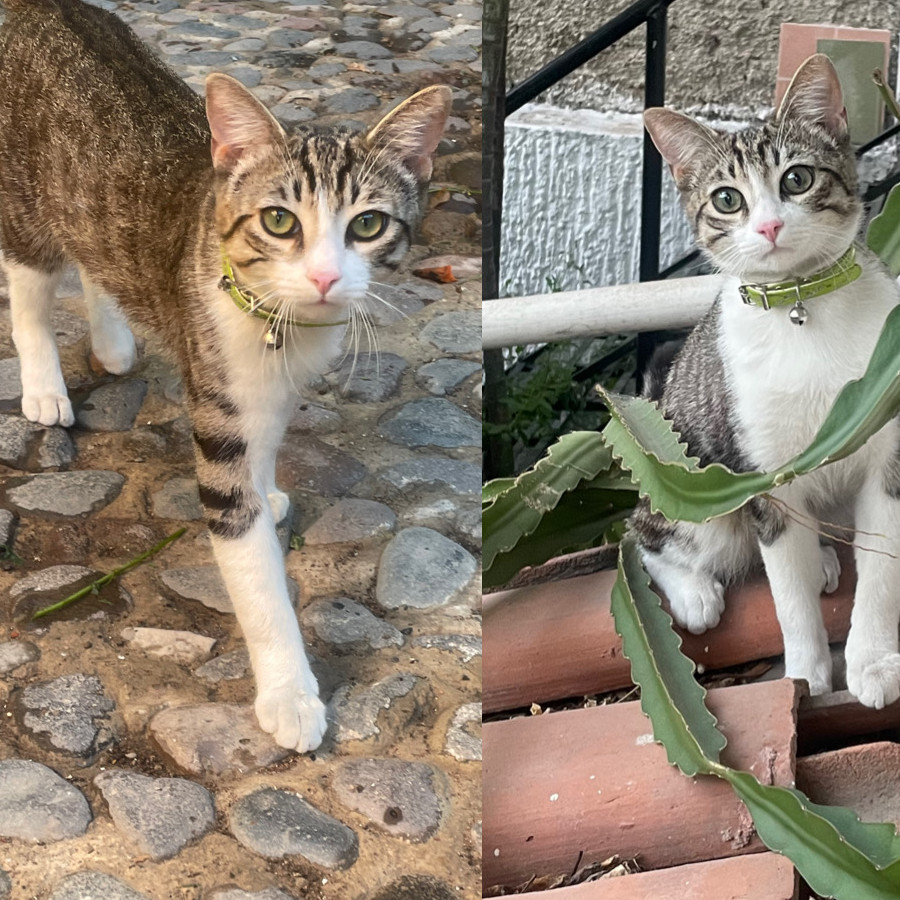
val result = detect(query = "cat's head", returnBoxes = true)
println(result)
[644,54,860,282]
[204,75,451,324]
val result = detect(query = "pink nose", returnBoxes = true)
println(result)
[309,270,340,296]
[756,219,783,244]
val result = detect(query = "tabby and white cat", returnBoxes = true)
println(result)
[631,54,900,709]
[0,0,450,752]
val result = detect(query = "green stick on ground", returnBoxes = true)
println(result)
[31,527,187,620]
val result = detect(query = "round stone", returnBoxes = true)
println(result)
[75,379,148,432]
[378,399,479,449]
[416,359,481,395]
[230,787,359,869]
[378,457,480,495]
[94,769,216,861]
[333,759,445,841]
[0,639,40,675]
[419,310,481,353]
[303,499,396,545]
[301,597,403,650]
[151,477,202,520]
[376,527,476,609]
[6,470,125,516]
[20,673,117,758]
[49,872,151,900]
[0,759,92,842]
[328,352,407,403]
[149,704,291,776]
[445,702,481,761]
[365,875,458,900]
[328,672,433,745]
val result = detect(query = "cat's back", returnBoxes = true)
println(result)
[0,0,208,164]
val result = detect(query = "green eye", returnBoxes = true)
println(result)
[348,211,388,241]
[711,188,744,214]
[261,207,299,237]
[781,165,815,196]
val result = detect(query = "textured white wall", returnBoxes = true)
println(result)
[500,105,696,299]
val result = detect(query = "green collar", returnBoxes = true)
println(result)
[218,251,349,337]
[738,245,861,313]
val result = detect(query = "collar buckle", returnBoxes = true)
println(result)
[739,283,770,310]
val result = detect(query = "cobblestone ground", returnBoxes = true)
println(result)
[0,1,482,897]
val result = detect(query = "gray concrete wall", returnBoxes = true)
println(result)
[508,0,900,119]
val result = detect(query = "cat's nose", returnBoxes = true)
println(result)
[309,270,340,296]
[756,219,783,244]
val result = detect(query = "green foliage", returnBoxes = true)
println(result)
[482,431,636,588]
[483,335,635,469]
[867,183,900,277]
[615,535,900,899]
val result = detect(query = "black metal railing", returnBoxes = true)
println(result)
[503,0,676,285]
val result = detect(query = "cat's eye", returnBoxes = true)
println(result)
[348,211,388,242]
[781,165,815,196]
[261,207,300,238]
[711,188,744,214]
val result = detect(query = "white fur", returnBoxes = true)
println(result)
[79,266,136,374]
[6,262,74,426]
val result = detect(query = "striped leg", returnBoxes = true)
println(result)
[190,392,326,753]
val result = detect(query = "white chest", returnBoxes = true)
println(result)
[718,267,899,473]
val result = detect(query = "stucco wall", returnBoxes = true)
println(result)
[508,0,900,118]
[500,107,694,298]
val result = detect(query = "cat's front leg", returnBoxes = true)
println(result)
[7,263,74,427]
[209,513,327,752]
[757,507,832,695]
[845,474,900,709]
[192,418,326,753]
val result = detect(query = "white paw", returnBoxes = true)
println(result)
[91,322,136,375]
[847,653,900,709]
[665,572,725,635]
[785,655,833,696]
[21,392,74,427]
[255,680,327,753]
[267,489,291,523]
[819,544,841,594]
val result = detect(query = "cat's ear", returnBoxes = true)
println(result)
[205,73,287,172]
[366,85,452,181]
[643,108,718,180]
[776,54,847,138]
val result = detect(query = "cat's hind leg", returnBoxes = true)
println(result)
[79,266,136,375]
[7,262,73,426]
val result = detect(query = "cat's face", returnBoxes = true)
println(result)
[645,54,860,283]
[206,77,451,325]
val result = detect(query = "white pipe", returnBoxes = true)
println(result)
[482,274,727,349]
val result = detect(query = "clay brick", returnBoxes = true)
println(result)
[483,680,801,891]
[536,853,797,899]
[483,551,853,714]
[797,741,900,828]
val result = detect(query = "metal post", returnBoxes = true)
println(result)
[484,0,514,479]
[637,2,668,383]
